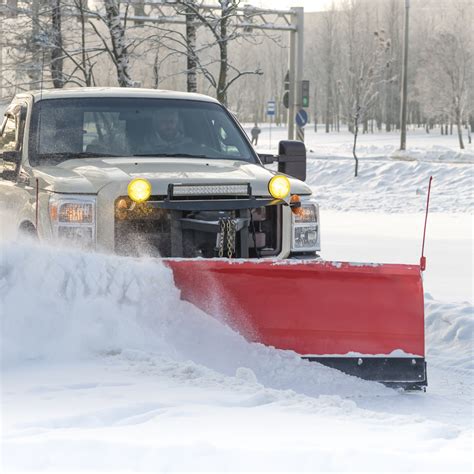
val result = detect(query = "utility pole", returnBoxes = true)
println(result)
[294,7,304,142]
[287,7,304,141]
[288,24,296,140]
[400,0,410,150]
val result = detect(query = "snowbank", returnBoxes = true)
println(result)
[244,125,473,214]
[426,295,473,371]
[306,157,473,214]
[391,146,474,164]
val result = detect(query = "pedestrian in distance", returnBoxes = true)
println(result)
[251,123,261,146]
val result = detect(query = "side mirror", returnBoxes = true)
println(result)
[2,150,21,181]
[277,140,306,181]
[259,141,306,182]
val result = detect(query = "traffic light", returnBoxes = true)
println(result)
[283,71,290,109]
[302,80,310,108]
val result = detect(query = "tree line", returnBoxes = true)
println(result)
[0,0,472,149]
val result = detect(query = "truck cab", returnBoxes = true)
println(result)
[0,88,319,259]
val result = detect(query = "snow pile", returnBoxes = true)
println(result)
[0,241,389,397]
[391,146,474,164]
[306,157,473,213]
[244,124,473,213]
[425,295,473,371]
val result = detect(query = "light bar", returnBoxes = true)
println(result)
[172,184,249,197]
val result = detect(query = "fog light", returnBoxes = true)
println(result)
[128,178,151,203]
[268,175,290,199]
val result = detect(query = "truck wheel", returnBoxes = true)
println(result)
[18,222,38,241]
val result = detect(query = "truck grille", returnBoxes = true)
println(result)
[114,198,281,258]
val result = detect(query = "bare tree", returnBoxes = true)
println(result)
[172,0,262,105]
[88,0,134,87]
[321,5,337,133]
[185,1,198,92]
[50,0,64,88]
[416,3,472,150]
[339,27,393,176]
[67,0,100,86]
[382,0,402,132]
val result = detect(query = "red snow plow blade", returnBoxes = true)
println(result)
[167,259,427,390]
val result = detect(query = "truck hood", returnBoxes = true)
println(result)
[34,157,312,197]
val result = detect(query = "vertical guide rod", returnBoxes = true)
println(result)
[400,0,410,150]
[420,176,433,271]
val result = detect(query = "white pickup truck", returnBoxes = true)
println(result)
[0,88,319,259]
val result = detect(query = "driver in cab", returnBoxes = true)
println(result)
[127,107,215,157]
[133,109,194,155]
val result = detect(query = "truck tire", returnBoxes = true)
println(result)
[18,222,38,241]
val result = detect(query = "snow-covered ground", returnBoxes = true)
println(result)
[1,127,473,472]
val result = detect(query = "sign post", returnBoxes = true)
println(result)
[267,100,276,149]
[295,108,308,142]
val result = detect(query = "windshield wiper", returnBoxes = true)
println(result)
[133,153,209,159]
[38,152,120,160]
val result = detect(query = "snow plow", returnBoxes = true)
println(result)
[168,259,427,390]
[0,87,427,390]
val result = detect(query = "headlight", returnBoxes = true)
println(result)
[58,202,93,223]
[268,175,291,200]
[49,196,96,248]
[291,201,320,252]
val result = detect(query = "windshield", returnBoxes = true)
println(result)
[29,97,257,165]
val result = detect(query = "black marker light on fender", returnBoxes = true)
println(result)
[128,178,152,203]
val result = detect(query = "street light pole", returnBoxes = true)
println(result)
[400,0,410,150]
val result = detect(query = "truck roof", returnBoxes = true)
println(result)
[15,87,220,104]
